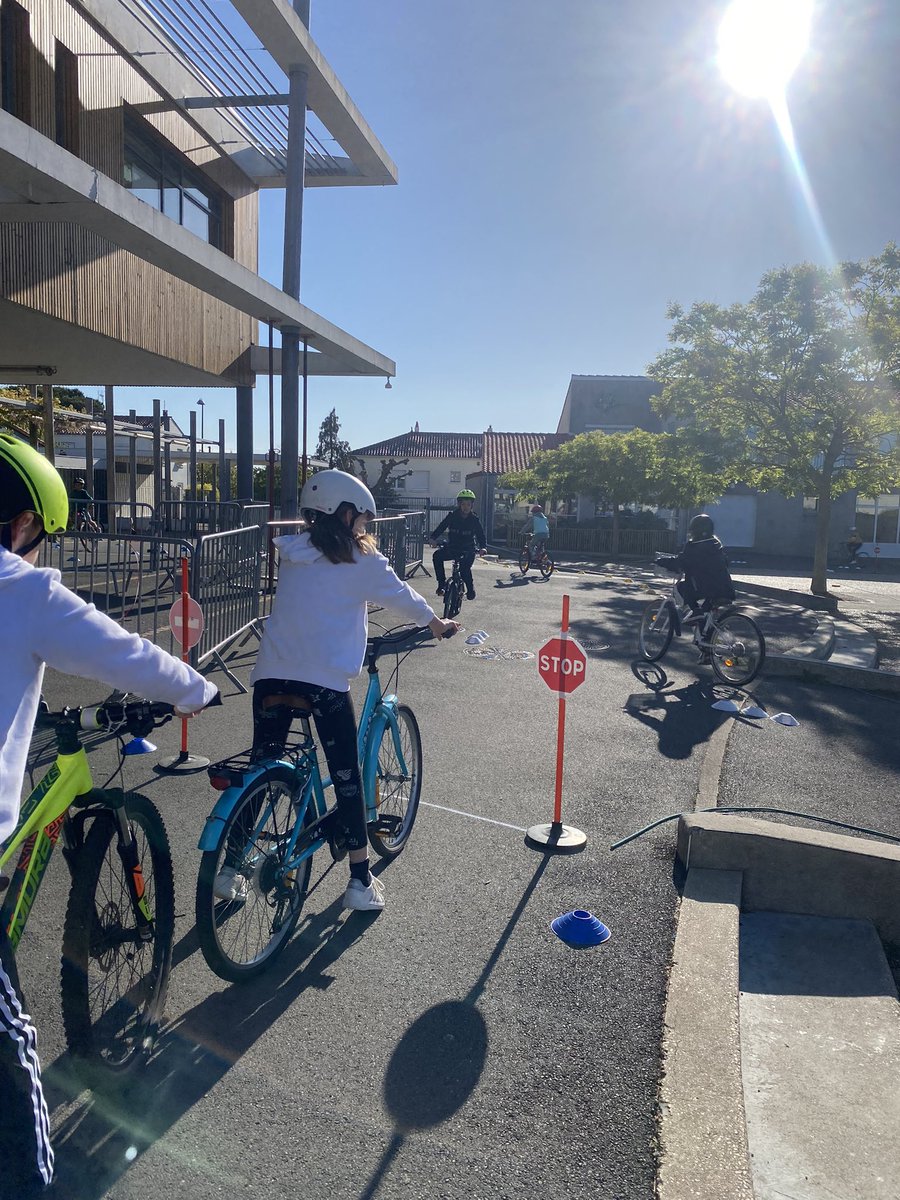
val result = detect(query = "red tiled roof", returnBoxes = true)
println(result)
[481,431,570,475]
[352,431,483,459]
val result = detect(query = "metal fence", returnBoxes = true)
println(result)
[191,526,265,686]
[72,500,156,533]
[154,500,243,534]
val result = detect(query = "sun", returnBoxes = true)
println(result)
[717,0,813,100]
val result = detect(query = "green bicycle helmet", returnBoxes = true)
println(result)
[456,489,476,502]
[0,434,69,550]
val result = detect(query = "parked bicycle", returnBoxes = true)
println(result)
[195,623,446,981]
[1,698,178,1079]
[519,537,555,579]
[639,570,766,686]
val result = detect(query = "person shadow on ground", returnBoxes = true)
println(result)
[625,678,736,760]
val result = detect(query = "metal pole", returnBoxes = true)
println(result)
[105,385,116,507]
[152,397,162,509]
[42,384,55,463]
[301,338,309,486]
[279,62,309,520]
[163,410,172,505]
[128,409,137,511]
[84,422,94,505]
[267,321,276,592]
[218,418,228,502]
[189,410,198,500]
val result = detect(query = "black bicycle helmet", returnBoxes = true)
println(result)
[0,434,69,552]
[688,513,715,540]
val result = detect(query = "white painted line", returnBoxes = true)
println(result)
[421,801,527,833]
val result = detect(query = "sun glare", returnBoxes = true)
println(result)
[717,0,813,100]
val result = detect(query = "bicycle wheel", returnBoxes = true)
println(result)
[443,577,462,619]
[196,765,312,982]
[639,599,674,662]
[539,553,555,580]
[368,705,423,860]
[519,547,530,574]
[710,611,766,686]
[61,793,174,1078]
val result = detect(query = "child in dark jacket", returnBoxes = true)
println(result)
[656,513,735,620]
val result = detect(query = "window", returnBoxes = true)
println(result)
[1,0,31,123]
[450,471,461,483]
[123,112,224,249]
[54,42,79,154]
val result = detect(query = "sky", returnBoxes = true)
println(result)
[109,0,900,454]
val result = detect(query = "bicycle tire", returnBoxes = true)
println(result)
[196,765,312,982]
[639,598,674,662]
[367,705,423,860]
[60,793,174,1079]
[710,611,766,686]
[443,578,462,620]
[539,553,555,580]
[519,548,530,575]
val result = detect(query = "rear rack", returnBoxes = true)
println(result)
[207,735,315,789]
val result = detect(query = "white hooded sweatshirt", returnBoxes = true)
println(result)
[251,533,435,693]
[0,547,217,845]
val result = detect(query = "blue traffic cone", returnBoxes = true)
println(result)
[551,909,611,947]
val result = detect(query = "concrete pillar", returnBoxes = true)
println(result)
[189,409,198,500]
[280,63,309,520]
[236,385,254,500]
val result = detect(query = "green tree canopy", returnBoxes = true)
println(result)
[648,247,900,594]
[503,429,721,549]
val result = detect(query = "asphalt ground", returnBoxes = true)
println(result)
[14,555,890,1200]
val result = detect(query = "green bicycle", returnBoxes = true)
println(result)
[1,698,178,1080]
[195,624,442,982]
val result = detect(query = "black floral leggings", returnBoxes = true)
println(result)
[251,678,368,852]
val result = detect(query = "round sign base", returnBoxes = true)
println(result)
[525,820,587,852]
[155,750,210,774]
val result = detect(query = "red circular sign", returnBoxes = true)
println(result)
[538,636,587,693]
[169,595,205,649]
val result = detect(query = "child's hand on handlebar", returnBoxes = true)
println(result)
[429,617,460,639]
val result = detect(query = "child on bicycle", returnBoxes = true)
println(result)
[238,469,457,916]
[0,435,218,1196]
[69,475,95,528]
[656,513,735,660]
[429,489,486,600]
[521,503,551,559]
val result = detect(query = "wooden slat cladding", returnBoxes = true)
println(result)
[3,0,259,377]
[0,221,253,383]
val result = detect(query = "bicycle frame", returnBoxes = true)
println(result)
[197,656,405,870]
[0,728,156,952]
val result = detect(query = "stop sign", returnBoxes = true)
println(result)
[169,595,205,649]
[538,636,587,694]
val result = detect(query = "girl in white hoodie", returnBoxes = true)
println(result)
[231,469,456,914]
[0,435,218,1196]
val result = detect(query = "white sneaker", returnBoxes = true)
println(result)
[213,866,250,902]
[342,875,385,912]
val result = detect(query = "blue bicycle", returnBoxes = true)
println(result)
[194,625,434,981]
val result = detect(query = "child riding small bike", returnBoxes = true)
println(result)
[655,513,735,662]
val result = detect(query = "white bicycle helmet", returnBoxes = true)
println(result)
[299,469,377,518]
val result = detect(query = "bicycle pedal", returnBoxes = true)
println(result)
[370,814,402,837]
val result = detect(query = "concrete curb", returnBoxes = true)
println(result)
[764,651,900,693]
[676,812,900,946]
[656,868,753,1200]
[734,578,838,613]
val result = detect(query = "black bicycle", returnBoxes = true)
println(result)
[441,556,467,619]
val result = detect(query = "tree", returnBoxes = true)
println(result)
[354,457,413,509]
[315,408,354,471]
[503,429,721,550]
[649,249,900,595]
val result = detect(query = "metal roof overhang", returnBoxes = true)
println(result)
[0,115,395,385]
[79,0,398,188]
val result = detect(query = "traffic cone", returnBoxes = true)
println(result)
[551,909,611,948]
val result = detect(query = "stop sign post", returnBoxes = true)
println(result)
[526,594,587,851]
[157,556,209,774]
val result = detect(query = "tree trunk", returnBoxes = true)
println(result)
[611,503,620,555]
[811,474,835,596]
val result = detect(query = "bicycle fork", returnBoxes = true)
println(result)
[111,804,155,938]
